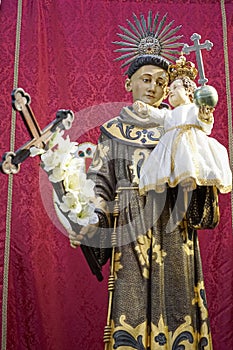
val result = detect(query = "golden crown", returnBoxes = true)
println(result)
[168,55,198,82]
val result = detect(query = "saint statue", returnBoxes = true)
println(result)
[68,12,223,350]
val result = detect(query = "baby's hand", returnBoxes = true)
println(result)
[198,105,214,123]
[133,100,149,117]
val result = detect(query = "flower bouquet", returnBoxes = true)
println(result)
[31,131,103,280]
[39,131,98,227]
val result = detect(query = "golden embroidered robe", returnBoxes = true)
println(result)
[87,106,219,350]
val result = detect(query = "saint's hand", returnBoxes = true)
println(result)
[68,222,99,249]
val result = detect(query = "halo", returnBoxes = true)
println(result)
[113,11,184,68]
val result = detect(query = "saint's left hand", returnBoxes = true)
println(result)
[68,222,99,248]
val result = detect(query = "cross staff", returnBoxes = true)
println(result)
[182,33,213,86]
[0,88,74,174]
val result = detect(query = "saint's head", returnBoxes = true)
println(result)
[113,11,184,107]
[124,55,170,107]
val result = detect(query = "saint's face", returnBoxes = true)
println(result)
[127,65,169,106]
[168,79,190,107]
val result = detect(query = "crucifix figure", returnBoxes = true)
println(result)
[182,32,213,86]
[0,88,74,174]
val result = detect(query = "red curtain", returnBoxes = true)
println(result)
[0,1,232,349]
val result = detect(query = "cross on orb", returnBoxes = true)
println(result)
[182,33,213,86]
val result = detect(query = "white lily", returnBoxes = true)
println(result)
[63,170,95,198]
[59,192,82,214]
[41,149,60,172]
[60,155,85,173]
[68,202,99,226]
[47,154,83,183]
[30,146,45,157]
[57,135,78,155]
[49,166,66,183]
[81,178,96,198]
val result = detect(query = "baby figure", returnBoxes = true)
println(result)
[134,70,232,194]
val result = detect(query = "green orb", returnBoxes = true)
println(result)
[194,85,218,107]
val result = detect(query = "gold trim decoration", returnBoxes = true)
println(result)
[110,313,212,349]
[2,1,23,349]
[134,230,167,279]
[101,117,163,147]
[220,0,233,229]
[192,281,208,321]
[129,148,151,185]
[89,142,110,171]
[113,252,123,280]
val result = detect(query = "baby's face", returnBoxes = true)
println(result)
[168,79,190,107]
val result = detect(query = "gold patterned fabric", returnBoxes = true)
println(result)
[87,107,219,350]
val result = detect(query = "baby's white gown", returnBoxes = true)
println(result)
[139,103,232,194]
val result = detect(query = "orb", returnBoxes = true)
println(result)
[194,85,218,108]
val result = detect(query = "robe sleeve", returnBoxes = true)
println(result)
[186,185,220,229]
[85,133,117,266]
[147,106,168,126]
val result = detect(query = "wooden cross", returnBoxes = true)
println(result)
[1,87,104,281]
[182,33,213,86]
[0,88,74,174]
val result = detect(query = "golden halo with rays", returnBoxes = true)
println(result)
[113,11,184,68]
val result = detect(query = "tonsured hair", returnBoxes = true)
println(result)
[126,55,169,78]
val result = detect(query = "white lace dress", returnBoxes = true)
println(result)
[139,103,232,194]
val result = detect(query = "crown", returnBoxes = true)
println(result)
[168,55,198,82]
[113,11,184,69]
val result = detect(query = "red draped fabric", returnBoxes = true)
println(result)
[0,1,232,349]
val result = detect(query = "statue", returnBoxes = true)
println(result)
[0,8,231,350]
[68,11,222,349]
